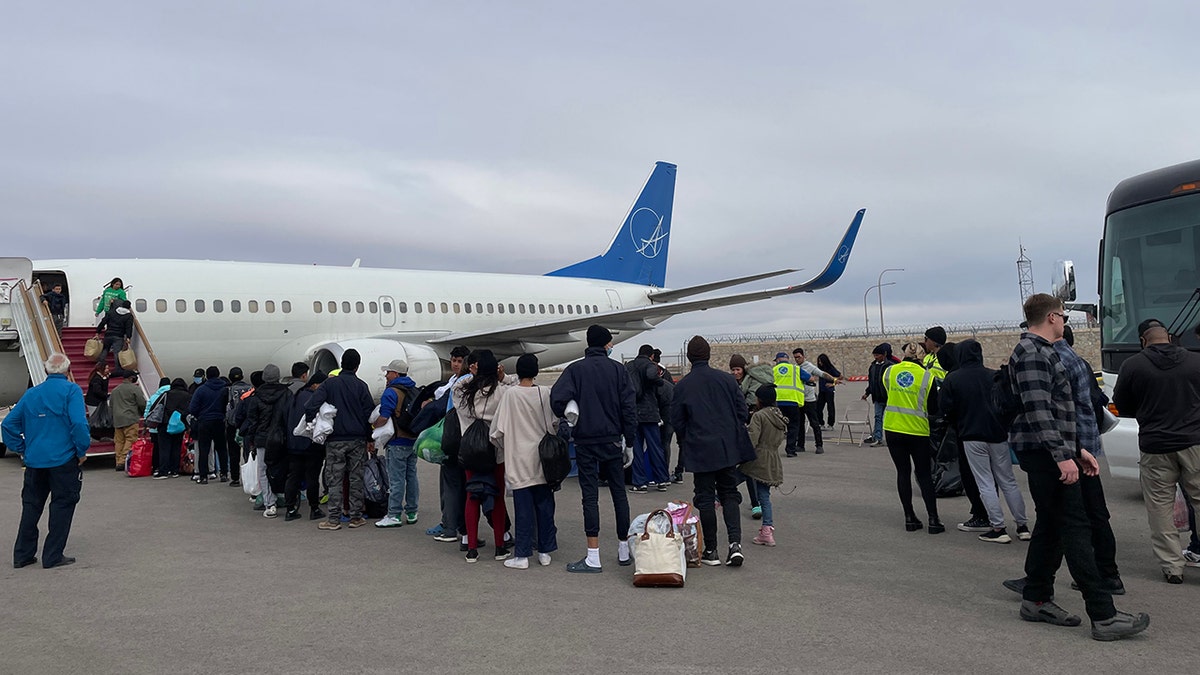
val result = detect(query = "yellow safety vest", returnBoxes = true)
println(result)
[773,362,805,405]
[883,361,933,437]
[923,352,947,381]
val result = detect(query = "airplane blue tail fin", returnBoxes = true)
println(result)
[547,162,676,288]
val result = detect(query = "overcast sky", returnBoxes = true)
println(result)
[3,3,1197,359]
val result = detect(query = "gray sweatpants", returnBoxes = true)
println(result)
[963,440,1028,529]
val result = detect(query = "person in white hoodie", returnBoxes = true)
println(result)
[792,347,838,454]
[490,354,559,570]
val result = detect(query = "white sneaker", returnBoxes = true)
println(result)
[504,557,529,570]
[538,553,552,566]
[263,505,277,518]
[375,515,403,528]
[1183,549,1200,568]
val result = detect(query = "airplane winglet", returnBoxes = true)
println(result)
[784,208,865,292]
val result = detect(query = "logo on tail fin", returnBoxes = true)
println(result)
[630,208,669,259]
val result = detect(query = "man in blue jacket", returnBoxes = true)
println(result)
[306,349,375,531]
[551,325,638,573]
[3,352,93,569]
[188,365,228,483]
[672,335,756,567]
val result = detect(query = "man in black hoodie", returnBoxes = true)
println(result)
[550,325,637,573]
[94,300,134,370]
[246,364,293,518]
[305,349,375,530]
[939,340,1030,544]
[1113,320,1200,584]
[625,344,667,492]
[861,344,896,446]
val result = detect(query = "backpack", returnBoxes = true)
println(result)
[991,364,1023,431]
[226,381,252,426]
[364,454,390,504]
[389,384,421,435]
[459,419,496,473]
[146,393,167,425]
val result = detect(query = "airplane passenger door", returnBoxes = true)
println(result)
[605,289,622,310]
[379,295,396,328]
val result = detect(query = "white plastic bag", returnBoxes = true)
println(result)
[564,400,580,427]
[240,456,260,496]
[293,416,313,440]
[369,405,395,446]
[312,403,337,444]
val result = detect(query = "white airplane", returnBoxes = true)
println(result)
[1,162,864,402]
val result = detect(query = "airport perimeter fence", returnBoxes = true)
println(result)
[705,320,1027,344]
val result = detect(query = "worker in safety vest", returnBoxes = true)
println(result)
[922,326,948,380]
[883,343,943,534]
[772,351,811,457]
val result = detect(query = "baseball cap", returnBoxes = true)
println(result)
[1138,318,1166,337]
[382,359,409,374]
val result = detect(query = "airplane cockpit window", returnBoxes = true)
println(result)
[195,300,206,313]
[314,301,322,313]
[156,299,167,313]
[265,301,276,314]
[213,300,224,313]
[231,300,241,313]
[135,299,148,312]
[327,301,336,313]
[356,301,365,314]
[248,300,259,313]
[176,299,187,313]
[369,301,378,313]
[282,301,291,313]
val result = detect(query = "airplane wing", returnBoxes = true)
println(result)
[645,268,798,303]
[429,208,864,353]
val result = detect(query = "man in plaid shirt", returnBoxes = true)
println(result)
[1008,294,1149,641]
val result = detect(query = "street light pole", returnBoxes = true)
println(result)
[864,282,896,336]
[877,268,904,335]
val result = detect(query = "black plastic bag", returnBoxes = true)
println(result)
[539,433,571,489]
[459,419,496,473]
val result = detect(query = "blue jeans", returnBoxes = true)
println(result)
[632,423,669,487]
[755,480,773,527]
[512,484,557,558]
[386,443,418,516]
[873,402,885,441]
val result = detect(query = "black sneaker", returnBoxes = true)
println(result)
[197,477,208,485]
[671,471,684,484]
[495,546,512,561]
[726,543,744,567]
[814,446,824,455]
[700,549,721,566]
[1016,524,1031,541]
[1020,600,1082,627]
[927,518,945,535]
[309,508,325,521]
[957,517,991,532]
[219,474,229,483]
[229,480,241,488]
[1003,577,1027,595]
[284,510,301,522]
[1091,611,1150,641]
[465,549,479,564]
[655,484,668,492]
[628,485,648,493]
[979,528,1012,544]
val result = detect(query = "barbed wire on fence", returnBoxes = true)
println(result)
[704,320,1040,344]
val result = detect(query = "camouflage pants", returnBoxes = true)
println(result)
[324,440,366,522]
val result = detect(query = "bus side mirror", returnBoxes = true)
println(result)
[1052,260,1077,303]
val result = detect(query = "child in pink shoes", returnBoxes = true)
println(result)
[743,385,785,546]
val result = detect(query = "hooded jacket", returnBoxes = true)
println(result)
[625,355,664,424]
[188,377,228,423]
[865,345,896,403]
[110,380,147,428]
[550,346,638,448]
[1112,343,1200,453]
[670,361,756,473]
[305,369,374,442]
[738,364,775,409]
[160,383,191,435]
[144,384,170,433]
[741,405,786,485]
[380,374,419,444]
[97,306,134,341]
[1,374,92,468]
[246,381,293,451]
[938,340,1007,443]
[287,386,318,455]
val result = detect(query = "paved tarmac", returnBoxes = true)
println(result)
[1,403,1195,674]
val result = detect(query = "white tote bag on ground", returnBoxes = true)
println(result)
[632,509,686,588]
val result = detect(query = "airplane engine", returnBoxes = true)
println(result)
[308,339,446,397]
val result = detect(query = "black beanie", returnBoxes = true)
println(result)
[205,365,221,380]
[516,354,539,379]
[872,343,890,356]
[587,325,612,348]
[755,384,777,406]
[307,371,328,388]
[924,326,947,346]
[250,370,264,387]
[229,367,243,382]
[686,335,711,363]
[729,353,748,370]
[158,376,171,388]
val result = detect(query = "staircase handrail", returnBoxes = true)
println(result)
[130,314,165,398]
[29,281,66,358]
[10,281,51,386]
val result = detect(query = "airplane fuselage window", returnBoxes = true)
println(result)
[584,305,591,314]
[156,299,167,313]
[463,302,472,314]
[395,302,404,313]
[557,304,565,314]
[414,302,423,314]
[213,300,224,313]
[265,300,276,314]
[497,303,504,314]
[313,301,322,313]
[485,303,493,313]
[593,305,599,313]
[248,300,259,313]
[519,304,526,314]
[369,301,378,313]
[231,300,241,313]
[327,301,336,313]
[427,302,435,313]
[567,305,574,315]
[195,300,206,313]
[549,304,556,315]
[176,299,186,313]
[383,302,393,313]
[341,301,351,314]
[539,304,546,313]
[508,303,516,314]
[473,303,481,313]
[453,302,461,314]
[135,299,147,312]
[440,302,449,313]
[355,301,365,314]
[282,301,292,313]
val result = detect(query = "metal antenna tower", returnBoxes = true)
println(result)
[1016,242,1035,306]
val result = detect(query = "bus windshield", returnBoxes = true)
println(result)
[1102,192,1200,347]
